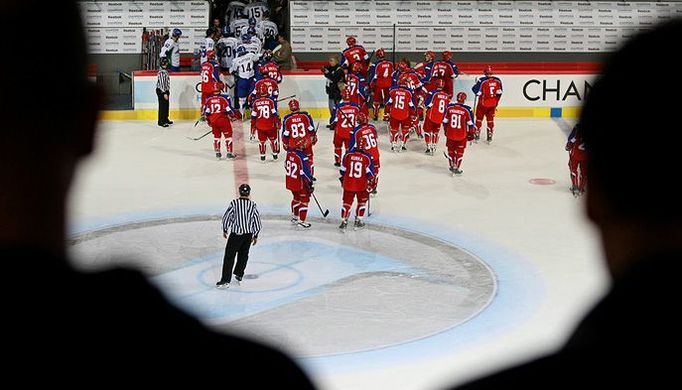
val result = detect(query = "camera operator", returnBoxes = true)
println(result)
[322,55,345,129]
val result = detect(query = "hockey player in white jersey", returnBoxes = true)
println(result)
[240,23,264,44]
[160,28,182,72]
[216,26,239,103]
[243,0,269,22]
[230,17,249,39]
[224,1,245,25]
[237,34,261,55]
[200,27,219,64]
[230,46,261,117]
[257,10,278,39]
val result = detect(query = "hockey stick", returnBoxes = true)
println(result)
[277,94,296,102]
[311,192,330,217]
[186,129,212,141]
[472,94,480,142]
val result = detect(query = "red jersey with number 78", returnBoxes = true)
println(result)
[251,97,279,130]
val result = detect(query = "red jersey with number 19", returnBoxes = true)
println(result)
[341,151,375,192]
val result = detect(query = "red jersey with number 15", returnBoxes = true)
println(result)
[386,87,416,121]
[341,151,375,192]
[251,97,279,130]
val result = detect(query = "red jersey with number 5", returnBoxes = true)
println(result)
[386,87,415,121]
[443,103,475,141]
[282,111,315,149]
[350,124,380,167]
[251,97,279,130]
[331,103,361,139]
[472,76,503,108]
[341,151,375,192]
[424,90,451,123]
[285,150,312,192]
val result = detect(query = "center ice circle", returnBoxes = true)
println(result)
[70,215,497,358]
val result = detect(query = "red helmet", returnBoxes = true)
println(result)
[484,65,493,76]
[442,51,452,61]
[397,60,408,72]
[456,92,467,103]
[376,48,385,59]
[351,62,363,73]
[398,76,409,88]
[341,88,351,101]
[257,82,269,96]
[206,50,216,60]
[425,51,435,61]
[346,36,356,46]
[213,81,224,93]
[288,98,300,112]
[356,112,368,125]
[435,79,445,90]
[294,135,309,150]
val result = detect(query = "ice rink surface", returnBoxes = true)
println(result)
[69,116,606,390]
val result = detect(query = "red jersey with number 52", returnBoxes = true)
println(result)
[251,97,279,130]
[443,103,474,141]
[351,124,380,167]
[387,87,415,121]
[331,103,361,139]
[341,151,375,192]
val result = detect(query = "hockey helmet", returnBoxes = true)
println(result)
[294,135,309,150]
[341,88,352,101]
[172,28,182,38]
[160,57,169,68]
[236,46,247,56]
[241,33,251,43]
[435,79,445,90]
[356,112,368,125]
[247,26,257,36]
[257,82,269,96]
[288,98,300,112]
[351,62,363,73]
[346,36,356,46]
[213,81,225,93]
[397,59,409,72]
[238,183,251,197]
[248,17,257,27]
[442,51,452,61]
[425,51,435,61]
[456,92,467,103]
[376,48,385,59]
[206,49,216,60]
[484,65,493,76]
[221,26,231,38]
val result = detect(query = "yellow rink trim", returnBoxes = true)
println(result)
[99,106,582,121]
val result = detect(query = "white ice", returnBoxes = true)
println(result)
[69,117,606,390]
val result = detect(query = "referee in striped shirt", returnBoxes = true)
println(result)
[217,183,262,288]
[156,57,172,127]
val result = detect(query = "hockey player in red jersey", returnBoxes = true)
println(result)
[249,75,279,105]
[204,81,242,159]
[339,36,369,77]
[285,137,314,228]
[394,60,425,139]
[345,62,369,116]
[339,136,376,231]
[422,79,450,155]
[472,65,503,143]
[426,51,459,97]
[368,48,394,121]
[385,80,416,152]
[349,112,380,194]
[201,50,222,113]
[566,123,587,197]
[330,89,361,166]
[442,92,476,175]
[281,98,317,175]
[251,83,281,161]
[415,51,436,91]
[255,52,283,83]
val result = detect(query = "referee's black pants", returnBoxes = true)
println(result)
[220,233,252,283]
[156,88,169,125]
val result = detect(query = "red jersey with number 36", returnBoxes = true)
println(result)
[251,97,278,130]
[443,103,475,141]
[350,124,380,167]
[341,151,375,192]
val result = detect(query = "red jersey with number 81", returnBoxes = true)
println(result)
[443,103,474,141]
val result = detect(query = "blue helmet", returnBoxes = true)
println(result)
[172,28,182,37]
[248,17,257,27]
[247,26,256,36]
[221,25,231,38]
[241,33,251,43]
[236,46,247,56]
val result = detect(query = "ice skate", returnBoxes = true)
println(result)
[353,219,365,230]
[216,281,229,289]
[233,275,242,286]
[290,215,299,224]
[272,153,278,160]
[260,155,266,163]
[225,152,236,159]
[339,220,348,231]
[297,220,311,228]
[215,152,222,160]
